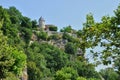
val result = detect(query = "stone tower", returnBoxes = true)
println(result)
[39,16,45,30]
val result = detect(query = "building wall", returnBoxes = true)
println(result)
[39,17,45,29]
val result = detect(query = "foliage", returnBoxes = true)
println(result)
[21,16,32,28]
[29,42,69,72]
[0,32,14,79]
[11,48,27,75]
[0,31,26,79]
[2,5,120,80]
[99,68,119,80]
[36,31,48,40]
[81,4,120,76]
[54,67,78,80]
[65,42,77,55]
[31,20,37,29]
[68,60,100,79]
[62,32,75,42]
[60,25,73,33]
[83,13,95,27]
[48,34,61,40]
[27,61,43,80]
[5,73,19,80]
[6,6,22,24]
[76,77,86,80]
[26,42,69,79]
[49,25,58,31]
[20,27,32,43]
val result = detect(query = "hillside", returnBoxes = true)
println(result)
[0,5,120,80]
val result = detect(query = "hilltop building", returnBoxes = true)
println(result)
[31,17,83,56]
[38,16,56,31]
[39,16,45,29]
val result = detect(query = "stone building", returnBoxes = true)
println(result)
[38,16,56,31]
[39,16,45,30]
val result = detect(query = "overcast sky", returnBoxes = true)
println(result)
[1,0,120,30]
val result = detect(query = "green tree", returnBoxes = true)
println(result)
[76,77,86,80]
[100,68,119,80]
[32,20,37,29]
[48,34,61,40]
[54,67,78,80]
[81,4,120,76]
[1,7,11,36]
[11,48,27,76]
[65,42,77,55]
[60,25,73,33]
[49,25,58,31]
[0,31,26,79]
[0,32,14,79]
[68,60,100,79]
[20,27,32,43]
[83,13,95,27]
[62,32,73,42]
[21,16,32,28]
[28,42,69,73]
[26,47,51,79]
[6,6,22,24]
[5,73,19,80]
[37,31,48,40]
[27,61,43,80]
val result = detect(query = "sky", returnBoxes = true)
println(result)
[0,0,120,30]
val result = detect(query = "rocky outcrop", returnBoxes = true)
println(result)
[20,67,28,80]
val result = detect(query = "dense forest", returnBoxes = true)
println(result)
[0,4,120,80]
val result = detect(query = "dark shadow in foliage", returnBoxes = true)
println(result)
[49,25,58,31]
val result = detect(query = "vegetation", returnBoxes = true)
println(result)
[49,25,58,31]
[60,25,73,33]
[0,4,120,80]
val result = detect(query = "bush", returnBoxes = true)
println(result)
[65,42,77,55]
[48,34,60,40]
[76,77,86,80]
[54,67,78,80]
[37,31,48,40]
[49,25,58,31]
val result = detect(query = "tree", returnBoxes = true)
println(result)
[83,13,95,27]
[100,68,119,80]
[0,6,12,36]
[26,46,51,79]
[28,42,69,73]
[60,25,73,33]
[21,16,32,28]
[32,20,37,29]
[65,42,77,55]
[6,6,22,24]
[81,4,120,76]
[27,42,69,79]
[0,31,26,79]
[77,77,86,80]
[49,25,58,31]
[0,31,14,79]
[27,61,43,80]
[37,31,48,40]
[48,34,61,40]
[5,73,19,80]
[62,32,74,42]
[54,67,78,80]
[68,60,100,79]
[11,48,27,76]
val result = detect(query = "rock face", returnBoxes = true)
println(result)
[76,48,83,56]
[20,67,28,80]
